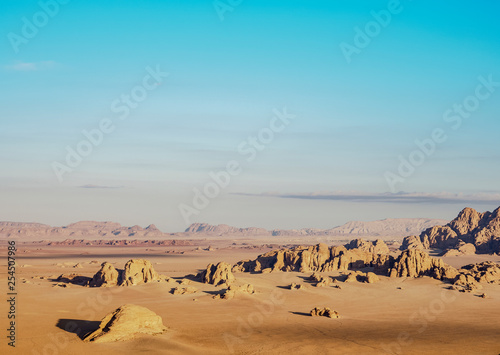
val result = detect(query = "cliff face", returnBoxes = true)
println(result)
[419,207,500,254]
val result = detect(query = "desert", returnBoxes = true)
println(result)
[2,207,500,354]
[2,2,500,354]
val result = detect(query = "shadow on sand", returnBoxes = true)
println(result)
[56,319,101,340]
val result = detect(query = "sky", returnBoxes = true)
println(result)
[1,0,500,232]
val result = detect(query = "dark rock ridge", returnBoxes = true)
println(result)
[403,207,500,254]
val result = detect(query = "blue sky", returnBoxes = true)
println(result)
[1,0,500,232]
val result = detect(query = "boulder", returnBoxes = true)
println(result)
[89,262,120,287]
[310,307,339,318]
[171,286,197,295]
[216,284,255,300]
[400,235,424,251]
[198,262,235,286]
[83,304,166,343]
[365,272,379,283]
[120,259,160,286]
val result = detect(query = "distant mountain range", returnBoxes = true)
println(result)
[0,217,448,241]
[185,218,448,238]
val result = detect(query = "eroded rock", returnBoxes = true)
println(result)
[83,304,166,343]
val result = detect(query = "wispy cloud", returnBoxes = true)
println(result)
[5,61,57,71]
[234,191,500,205]
[78,184,125,189]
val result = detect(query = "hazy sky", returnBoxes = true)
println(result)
[1,0,500,232]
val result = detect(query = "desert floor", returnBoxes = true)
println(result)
[1,241,500,355]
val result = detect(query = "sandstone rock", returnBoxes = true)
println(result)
[365,272,379,283]
[388,249,458,281]
[83,304,166,343]
[400,235,424,250]
[120,259,160,286]
[310,307,339,318]
[89,262,120,287]
[418,207,500,254]
[345,239,390,254]
[234,243,394,274]
[289,282,304,290]
[442,241,477,257]
[171,286,197,295]
[198,262,235,286]
[344,272,357,283]
[216,284,255,300]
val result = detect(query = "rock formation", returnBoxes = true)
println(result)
[171,286,197,295]
[215,284,255,300]
[89,260,160,287]
[310,307,339,318]
[198,262,235,286]
[121,259,159,286]
[83,304,166,343]
[233,243,393,274]
[417,207,500,254]
[400,235,424,250]
[345,239,390,254]
[89,262,120,287]
[289,283,304,290]
[388,249,458,281]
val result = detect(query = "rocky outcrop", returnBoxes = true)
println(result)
[310,307,339,318]
[400,235,424,251]
[388,249,458,281]
[345,239,390,254]
[442,241,476,257]
[171,286,197,295]
[289,283,304,290]
[83,304,166,343]
[89,262,120,287]
[450,261,500,292]
[233,243,393,274]
[120,259,159,286]
[198,262,235,286]
[216,283,255,300]
[89,260,160,287]
[418,207,500,254]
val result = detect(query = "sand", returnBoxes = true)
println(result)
[1,242,500,355]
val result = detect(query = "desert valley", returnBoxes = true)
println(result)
[1,207,500,355]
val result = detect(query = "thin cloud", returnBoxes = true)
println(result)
[78,184,124,189]
[5,61,57,71]
[234,191,500,205]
